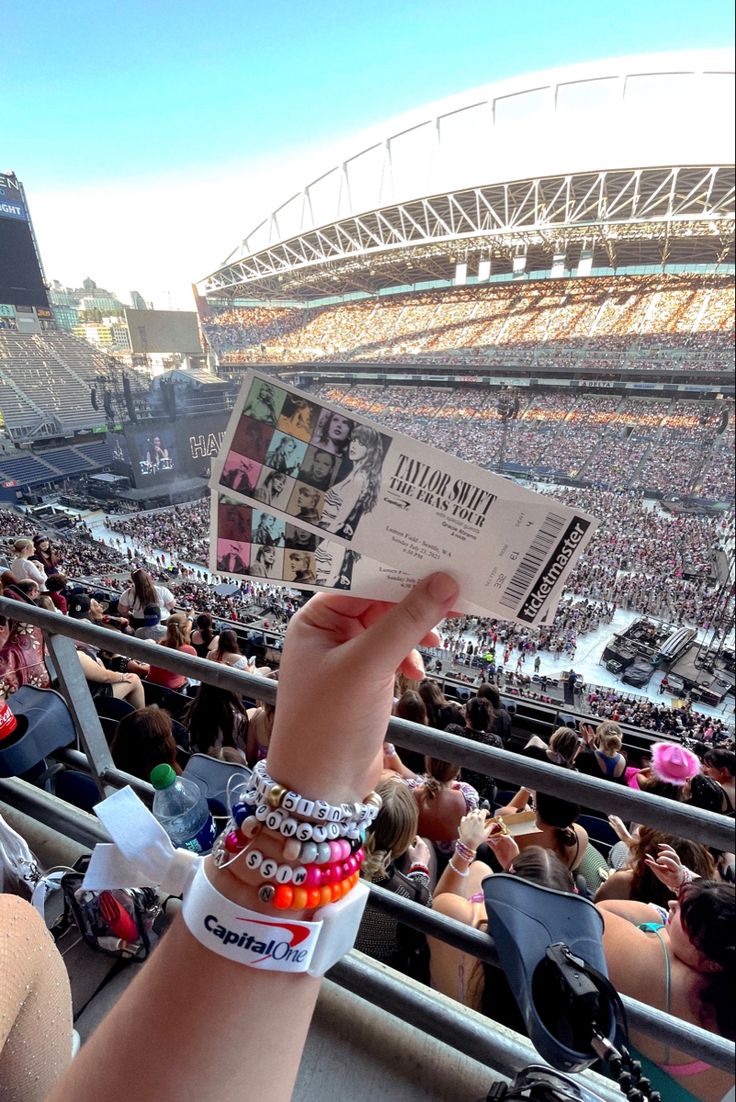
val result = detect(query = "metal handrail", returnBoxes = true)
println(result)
[1,596,733,850]
[0,773,732,1074]
[1,597,735,1076]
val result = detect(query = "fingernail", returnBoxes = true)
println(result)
[428,572,459,604]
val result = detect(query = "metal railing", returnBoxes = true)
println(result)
[0,596,734,1077]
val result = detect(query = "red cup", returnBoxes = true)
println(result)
[0,699,17,742]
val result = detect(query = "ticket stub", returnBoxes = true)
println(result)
[209,372,598,624]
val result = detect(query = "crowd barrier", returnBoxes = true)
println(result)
[0,596,733,1077]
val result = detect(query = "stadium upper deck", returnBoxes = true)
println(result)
[198,51,735,302]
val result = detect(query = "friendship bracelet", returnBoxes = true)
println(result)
[259,871,361,911]
[448,858,469,878]
[249,761,382,827]
[455,841,476,862]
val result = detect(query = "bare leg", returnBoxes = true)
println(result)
[0,895,73,1102]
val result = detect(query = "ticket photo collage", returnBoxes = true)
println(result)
[218,379,390,544]
[215,494,362,591]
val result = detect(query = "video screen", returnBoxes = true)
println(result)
[131,427,178,481]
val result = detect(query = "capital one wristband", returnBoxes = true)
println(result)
[182,860,369,976]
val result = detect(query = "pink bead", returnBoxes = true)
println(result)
[305,866,322,888]
[329,841,342,862]
[355,847,365,864]
[339,840,351,861]
[224,830,244,853]
[321,864,334,884]
[346,856,358,875]
[342,861,352,878]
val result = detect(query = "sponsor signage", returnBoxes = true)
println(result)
[0,305,14,317]
[0,175,28,223]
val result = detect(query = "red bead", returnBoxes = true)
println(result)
[306,888,321,909]
[274,885,294,910]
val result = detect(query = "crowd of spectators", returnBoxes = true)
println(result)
[306,382,734,501]
[203,273,734,375]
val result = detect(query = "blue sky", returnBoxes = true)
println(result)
[2,0,734,305]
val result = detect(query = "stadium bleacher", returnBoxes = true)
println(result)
[0,330,107,439]
[203,273,734,371]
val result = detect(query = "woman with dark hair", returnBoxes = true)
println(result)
[599,871,735,1102]
[31,535,60,577]
[146,613,196,691]
[355,778,433,977]
[314,410,352,456]
[430,809,575,1018]
[475,682,511,744]
[207,628,253,671]
[530,791,588,872]
[185,683,249,763]
[190,613,216,659]
[403,756,479,860]
[118,569,175,628]
[318,425,384,538]
[702,749,735,815]
[45,574,69,614]
[110,706,181,782]
[418,678,463,731]
[595,827,716,908]
[384,690,428,774]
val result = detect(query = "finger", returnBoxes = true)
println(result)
[399,648,426,681]
[351,574,459,675]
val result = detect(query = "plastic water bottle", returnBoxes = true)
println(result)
[150,765,217,853]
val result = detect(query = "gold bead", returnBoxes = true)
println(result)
[267,784,287,809]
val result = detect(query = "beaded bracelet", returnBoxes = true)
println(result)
[249,762,382,827]
[455,840,476,862]
[448,858,469,878]
[259,871,361,911]
[233,798,367,843]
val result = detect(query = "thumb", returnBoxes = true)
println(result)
[353,573,459,674]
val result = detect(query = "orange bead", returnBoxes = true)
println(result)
[319,886,333,907]
[330,883,341,902]
[273,885,294,910]
[306,888,321,909]
[292,887,309,910]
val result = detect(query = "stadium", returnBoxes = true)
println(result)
[0,49,735,1102]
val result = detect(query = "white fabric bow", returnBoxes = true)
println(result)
[82,786,201,895]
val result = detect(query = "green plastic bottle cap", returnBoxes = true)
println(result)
[150,763,177,789]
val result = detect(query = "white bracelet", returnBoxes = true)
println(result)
[447,858,469,878]
[181,860,369,976]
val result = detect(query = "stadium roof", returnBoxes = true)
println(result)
[200,51,735,301]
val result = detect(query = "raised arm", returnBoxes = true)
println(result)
[48,573,459,1102]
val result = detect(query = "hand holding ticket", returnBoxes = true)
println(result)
[209,372,598,625]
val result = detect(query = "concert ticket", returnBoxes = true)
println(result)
[209,372,597,624]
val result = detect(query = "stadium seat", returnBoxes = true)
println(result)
[183,753,251,818]
[94,695,136,723]
[0,686,77,779]
[578,815,619,856]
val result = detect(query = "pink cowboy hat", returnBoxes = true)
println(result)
[651,742,701,786]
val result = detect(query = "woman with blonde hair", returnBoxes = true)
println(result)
[355,778,433,976]
[9,538,46,587]
[146,612,196,691]
[582,719,626,780]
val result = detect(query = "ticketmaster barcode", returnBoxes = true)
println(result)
[499,511,568,609]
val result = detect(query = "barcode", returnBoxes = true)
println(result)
[499,511,568,609]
